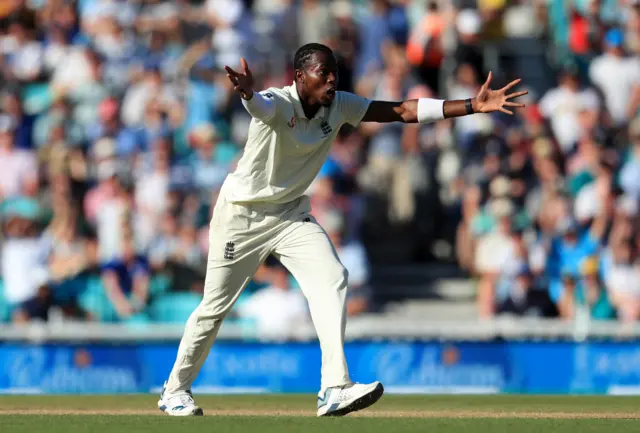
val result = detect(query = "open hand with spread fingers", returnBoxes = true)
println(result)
[224,57,254,100]
[473,71,528,115]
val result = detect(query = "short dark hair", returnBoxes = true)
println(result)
[293,43,334,71]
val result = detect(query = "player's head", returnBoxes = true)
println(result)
[294,43,338,107]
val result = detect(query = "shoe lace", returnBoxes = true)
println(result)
[179,394,194,406]
[337,383,355,402]
[169,392,194,407]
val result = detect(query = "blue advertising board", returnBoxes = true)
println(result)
[2,341,640,394]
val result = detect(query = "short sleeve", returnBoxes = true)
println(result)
[134,257,150,276]
[243,89,279,124]
[337,91,371,126]
[580,231,599,254]
[588,59,604,87]
[101,260,121,273]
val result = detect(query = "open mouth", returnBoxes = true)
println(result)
[326,88,336,98]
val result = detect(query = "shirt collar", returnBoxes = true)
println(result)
[288,82,326,120]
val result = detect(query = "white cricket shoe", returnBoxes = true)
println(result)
[316,381,384,417]
[157,382,204,416]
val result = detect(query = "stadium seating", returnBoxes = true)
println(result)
[0,280,10,323]
[148,292,202,324]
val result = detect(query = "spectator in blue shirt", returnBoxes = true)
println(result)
[547,190,611,302]
[356,0,395,79]
[2,91,34,150]
[100,236,150,320]
[188,123,238,203]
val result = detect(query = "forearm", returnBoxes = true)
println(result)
[103,274,133,317]
[132,276,149,306]
[590,206,611,241]
[363,98,477,124]
[558,295,574,320]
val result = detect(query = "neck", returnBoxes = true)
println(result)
[296,82,321,119]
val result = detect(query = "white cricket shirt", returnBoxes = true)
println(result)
[220,83,371,204]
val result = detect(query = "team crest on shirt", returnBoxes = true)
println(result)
[287,116,296,129]
[224,242,235,260]
[320,121,332,136]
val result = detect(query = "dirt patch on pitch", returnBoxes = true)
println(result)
[1,409,640,419]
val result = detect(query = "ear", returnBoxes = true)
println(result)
[295,69,304,83]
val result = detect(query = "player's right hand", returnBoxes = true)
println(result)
[225,58,254,100]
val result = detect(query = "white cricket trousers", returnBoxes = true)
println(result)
[165,194,351,394]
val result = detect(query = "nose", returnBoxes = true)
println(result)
[327,71,337,86]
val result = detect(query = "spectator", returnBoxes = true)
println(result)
[538,65,600,154]
[84,162,130,262]
[327,1,360,93]
[87,98,140,159]
[496,264,557,317]
[206,0,250,69]
[92,17,138,93]
[357,46,426,223]
[454,9,484,83]
[475,198,519,317]
[1,198,50,322]
[33,97,84,149]
[3,19,43,83]
[547,188,611,304]
[406,1,446,91]
[0,115,38,201]
[574,158,616,225]
[100,235,150,320]
[298,0,335,47]
[188,123,237,204]
[45,204,95,319]
[235,258,309,341]
[42,25,73,76]
[356,0,402,79]
[148,211,180,271]
[121,63,178,127]
[2,91,35,150]
[559,253,615,322]
[589,28,640,126]
[605,237,640,323]
[134,137,171,248]
[324,210,371,317]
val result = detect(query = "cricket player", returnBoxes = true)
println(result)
[158,43,527,417]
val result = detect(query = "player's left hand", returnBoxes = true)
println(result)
[473,71,528,115]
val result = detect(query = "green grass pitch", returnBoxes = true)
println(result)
[1,395,640,433]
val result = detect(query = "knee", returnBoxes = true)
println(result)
[327,263,349,289]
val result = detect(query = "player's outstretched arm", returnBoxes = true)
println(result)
[225,58,276,122]
[360,72,527,124]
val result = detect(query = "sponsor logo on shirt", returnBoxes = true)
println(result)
[287,116,296,129]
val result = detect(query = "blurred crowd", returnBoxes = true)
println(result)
[0,0,639,329]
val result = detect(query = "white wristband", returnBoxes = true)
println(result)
[417,98,445,123]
